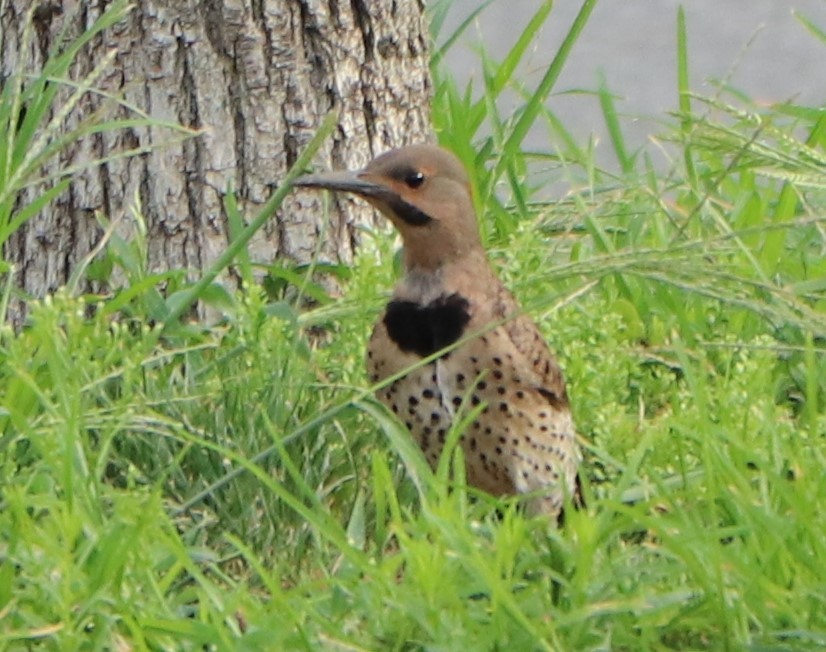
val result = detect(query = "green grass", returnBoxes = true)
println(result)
[2,2,826,650]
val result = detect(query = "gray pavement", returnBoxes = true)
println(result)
[441,1,826,168]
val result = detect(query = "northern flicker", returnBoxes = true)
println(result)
[295,145,581,517]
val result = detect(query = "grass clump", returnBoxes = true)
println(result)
[2,1,826,649]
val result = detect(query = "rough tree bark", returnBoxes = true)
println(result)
[1,0,432,323]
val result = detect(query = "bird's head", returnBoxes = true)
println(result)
[294,144,481,271]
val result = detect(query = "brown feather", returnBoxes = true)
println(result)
[296,145,582,518]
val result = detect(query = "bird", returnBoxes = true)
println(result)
[294,144,581,518]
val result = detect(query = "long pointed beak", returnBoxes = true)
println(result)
[295,169,433,226]
[293,170,393,200]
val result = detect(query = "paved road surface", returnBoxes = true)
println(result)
[441,0,825,168]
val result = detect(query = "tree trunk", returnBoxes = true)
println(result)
[1,0,432,323]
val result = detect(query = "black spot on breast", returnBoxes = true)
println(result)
[384,293,471,357]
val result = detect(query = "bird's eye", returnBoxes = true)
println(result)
[404,171,426,189]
